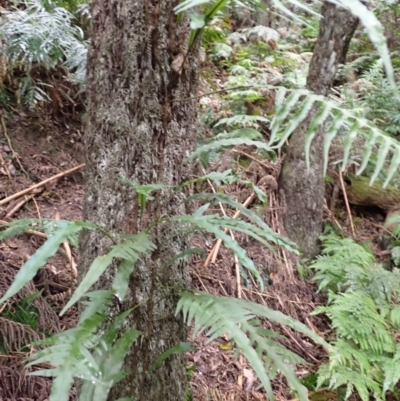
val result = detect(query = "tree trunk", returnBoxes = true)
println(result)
[79,1,199,400]
[279,2,358,259]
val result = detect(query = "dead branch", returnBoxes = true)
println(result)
[0,163,85,206]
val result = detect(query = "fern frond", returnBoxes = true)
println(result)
[0,219,39,240]
[269,88,400,186]
[244,25,280,44]
[327,339,372,374]
[338,0,395,90]
[187,128,265,166]
[311,235,400,304]
[0,220,97,305]
[214,114,270,128]
[390,306,400,330]
[312,234,400,400]
[1,0,86,76]
[382,343,400,392]
[0,316,41,352]
[28,291,140,401]
[318,292,395,354]
[79,327,141,401]
[177,292,325,401]
[178,193,298,287]
[177,212,264,287]
[188,193,298,253]
[318,363,384,401]
[310,235,374,292]
[61,232,156,314]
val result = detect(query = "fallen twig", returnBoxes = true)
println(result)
[1,116,29,177]
[5,190,43,219]
[55,212,77,278]
[204,192,255,268]
[338,170,355,237]
[0,163,85,206]
[0,151,11,180]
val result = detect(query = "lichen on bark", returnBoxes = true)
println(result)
[79,1,200,400]
[279,2,359,260]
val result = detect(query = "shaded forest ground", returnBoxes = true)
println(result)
[0,107,389,401]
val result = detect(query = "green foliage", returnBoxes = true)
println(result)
[186,193,297,253]
[178,292,330,401]
[0,219,98,305]
[10,225,156,401]
[150,342,196,372]
[269,86,400,186]
[119,179,171,214]
[0,0,88,107]
[386,215,400,239]
[311,235,400,401]
[50,0,87,13]
[177,0,396,90]
[343,61,400,136]
[61,232,156,314]
[194,11,400,192]
[187,128,272,166]
[3,1,400,401]
[2,291,42,331]
[0,167,312,401]
[28,292,141,401]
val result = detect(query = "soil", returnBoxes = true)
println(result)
[0,107,388,401]
[0,109,84,401]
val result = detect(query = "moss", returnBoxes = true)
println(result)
[344,173,400,211]
[281,162,293,177]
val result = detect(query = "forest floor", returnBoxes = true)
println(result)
[0,108,388,401]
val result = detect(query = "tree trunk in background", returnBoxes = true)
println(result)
[79,1,199,400]
[279,2,358,258]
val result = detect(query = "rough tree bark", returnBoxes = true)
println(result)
[279,2,359,258]
[79,1,199,400]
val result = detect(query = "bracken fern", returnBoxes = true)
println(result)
[311,235,400,401]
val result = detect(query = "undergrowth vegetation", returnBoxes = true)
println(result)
[1,0,400,400]
[311,234,400,401]
[0,184,327,401]
[0,0,88,109]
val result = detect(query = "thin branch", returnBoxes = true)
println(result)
[1,116,29,177]
[0,163,85,206]
[338,170,355,237]
[5,189,43,218]
[204,193,255,268]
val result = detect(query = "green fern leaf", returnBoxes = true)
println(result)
[269,89,309,145]
[338,0,395,91]
[389,307,400,330]
[28,291,115,401]
[188,193,298,253]
[270,88,400,185]
[304,102,334,170]
[187,137,272,161]
[0,220,95,305]
[61,233,155,314]
[177,213,263,288]
[177,292,325,401]
[79,328,141,401]
[383,344,400,392]
[0,218,38,240]
[215,115,270,128]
